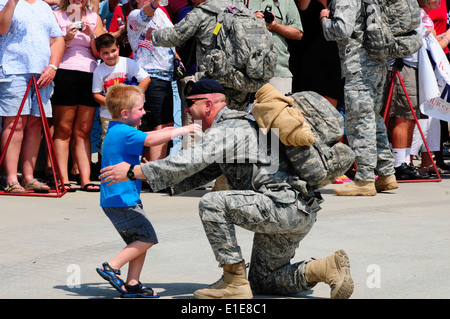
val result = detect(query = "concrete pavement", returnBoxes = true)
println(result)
[1,175,450,300]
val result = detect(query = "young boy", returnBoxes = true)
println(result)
[92,33,151,144]
[96,84,200,298]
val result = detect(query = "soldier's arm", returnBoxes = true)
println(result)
[321,0,358,41]
[149,9,201,47]
[170,165,223,195]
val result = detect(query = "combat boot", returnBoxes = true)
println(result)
[375,174,398,192]
[193,261,253,299]
[333,180,376,196]
[305,249,354,299]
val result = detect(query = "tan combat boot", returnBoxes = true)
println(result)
[375,174,398,192]
[305,249,354,299]
[333,180,377,196]
[193,261,253,299]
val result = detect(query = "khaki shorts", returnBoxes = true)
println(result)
[388,64,420,120]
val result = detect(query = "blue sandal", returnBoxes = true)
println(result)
[96,262,127,294]
[120,282,160,298]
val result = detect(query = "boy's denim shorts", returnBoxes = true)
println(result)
[0,67,54,118]
[102,204,158,245]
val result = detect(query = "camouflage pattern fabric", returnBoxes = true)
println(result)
[322,0,395,182]
[150,0,271,110]
[362,0,422,60]
[284,91,355,189]
[199,190,317,295]
[201,1,277,92]
[141,107,321,294]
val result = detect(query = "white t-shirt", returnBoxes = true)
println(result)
[127,7,175,81]
[92,56,149,119]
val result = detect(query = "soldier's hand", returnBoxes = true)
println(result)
[145,27,155,40]
[99,162,130,185]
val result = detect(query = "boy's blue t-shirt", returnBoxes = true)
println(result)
[100,121,148,207]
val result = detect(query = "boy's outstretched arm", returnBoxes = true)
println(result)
[143,123,201,147]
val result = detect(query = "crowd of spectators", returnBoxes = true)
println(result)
[1,0,450,194]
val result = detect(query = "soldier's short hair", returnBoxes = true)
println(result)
[105,84,145,118]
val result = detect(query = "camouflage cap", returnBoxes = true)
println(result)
[184,79,226,97]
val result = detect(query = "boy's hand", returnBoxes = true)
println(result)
[187,123,202,133]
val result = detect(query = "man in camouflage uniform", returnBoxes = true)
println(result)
[321,0,398,196]
[145,0,263,111]
[99,79,354,299]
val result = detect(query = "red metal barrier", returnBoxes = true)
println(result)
[0,77,67,197]
[384,70,441,183]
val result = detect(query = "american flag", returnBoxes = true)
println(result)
[138,39,153,52]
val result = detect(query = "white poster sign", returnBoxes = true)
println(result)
[419,34,450,121]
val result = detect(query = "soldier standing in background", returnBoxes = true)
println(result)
[145,0,266,111]
[99,79,354,299]
[320,0,398,196]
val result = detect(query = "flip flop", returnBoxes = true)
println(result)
[59,183,77,192]
[96,262,127,294]
[80,183,100,192]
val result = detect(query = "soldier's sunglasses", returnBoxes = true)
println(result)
[185,98,208,107]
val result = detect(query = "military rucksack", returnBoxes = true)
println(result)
[250,87,355,190]
[283,91,355,189]
[201,1,278,92]
[362,0,422,60]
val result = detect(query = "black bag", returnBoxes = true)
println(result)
[171,48,186,80]
[173,57,186,80]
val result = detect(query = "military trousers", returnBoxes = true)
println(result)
[198,189,317,295]
[344,68,395,182]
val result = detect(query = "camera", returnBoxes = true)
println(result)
[263,5,274,24]
[73,21,85,31]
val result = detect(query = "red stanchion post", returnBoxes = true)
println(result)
[0,77,67,197]
[383,70,441,183]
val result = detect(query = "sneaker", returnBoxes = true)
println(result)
[394,163,429,180]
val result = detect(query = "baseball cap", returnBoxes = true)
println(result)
[184,79,226,97]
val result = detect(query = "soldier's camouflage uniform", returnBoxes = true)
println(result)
[150,0,255,110]
[322,0,395,182]
[141,107,318,295]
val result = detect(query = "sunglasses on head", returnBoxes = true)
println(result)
[185,98,208,107]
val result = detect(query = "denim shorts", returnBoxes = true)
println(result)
[102,204,158,245]
[0,67,54,118]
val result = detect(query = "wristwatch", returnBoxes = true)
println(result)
[127,165,136,181]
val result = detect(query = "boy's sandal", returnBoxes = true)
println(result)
[96,262,127,294]
[4,181,26,193]
[23,179,50,193]
[120,282,160,298]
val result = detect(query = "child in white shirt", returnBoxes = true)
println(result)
[92,33,151,145]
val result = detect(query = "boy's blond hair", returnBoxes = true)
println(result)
[105,84,145,118]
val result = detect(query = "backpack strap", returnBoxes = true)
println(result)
[216,110,250,123]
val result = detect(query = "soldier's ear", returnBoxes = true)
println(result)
[204,98,213,111]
